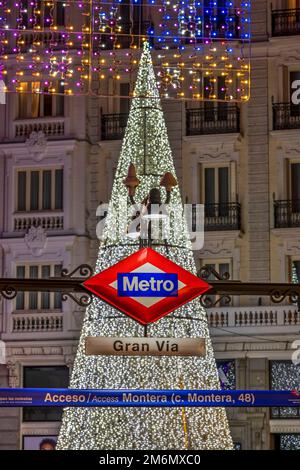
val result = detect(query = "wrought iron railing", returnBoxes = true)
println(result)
[273,102,300,130]
[274,200,300,228]
[186,105,240,135]
[101,113,129,140]
[204,202,241,231]
[272,8,300,36]
[99,21,154,49]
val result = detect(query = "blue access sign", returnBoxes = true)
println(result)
[1,389,300,408]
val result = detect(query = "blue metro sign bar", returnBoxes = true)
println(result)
[0,389,300,407]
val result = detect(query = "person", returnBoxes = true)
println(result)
[39,438,56,450]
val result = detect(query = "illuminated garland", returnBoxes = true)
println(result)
[0,0,250,100]
[57,42,233,450]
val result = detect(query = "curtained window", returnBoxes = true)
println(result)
[16,168,64,212]
[18,82,64,118]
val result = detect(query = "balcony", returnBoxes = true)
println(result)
[101,113,128,141]
[274,200,300,228]
[186,105,240,136]
[273,103,300,130]
[272,9,300,36]
[12,312,63,333]
[14,117,65,139]
[204,203,241,231]
[208,306,300,330]
[14,212,64,232]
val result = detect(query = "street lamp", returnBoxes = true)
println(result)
[123,163,177,244]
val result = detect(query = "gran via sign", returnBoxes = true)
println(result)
[85,337,206,357]
[83,248,211,325]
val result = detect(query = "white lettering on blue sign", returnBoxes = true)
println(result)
[117,273,178,297]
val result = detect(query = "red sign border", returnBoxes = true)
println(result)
[83,248,212,325]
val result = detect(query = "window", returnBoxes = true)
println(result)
[203,0,239,39]
[201,260,231,306]
[288,259,300,307]
[274,434,300,450]
[283,161,300,216]
[291,260,300,283]
[290,163,300,200]
[202,166,229,216]
[203,75,228,120]
[270,361,300,418]
[288,162,300,213]
[119,83,131,115]
[204,166,229,204]
[203,76,215,121]
[15,264,62,311]
[23,366,69,422]
[282,1,300,8]
[119,3,144,46]
[16,168,63,212]
[18,82,64,119]
[55,2,65,27]
[216,360,236,390]
[17,1,65,29]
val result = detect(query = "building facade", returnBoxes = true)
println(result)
[0,0,300,450]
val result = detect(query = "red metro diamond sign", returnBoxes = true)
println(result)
[83,248,211,325]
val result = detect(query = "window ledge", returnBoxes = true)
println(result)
[12,309,62,314]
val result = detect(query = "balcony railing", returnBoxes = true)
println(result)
[272,9,300,36]
[12,313,63,333]
[186,105,240,136]
[204,202,241,231]
[14,212,64,231]
[14,117,65,138]
[208,306,300,330]
[273,102,300,130]
[274,200,300,228]
[101,113,128,141]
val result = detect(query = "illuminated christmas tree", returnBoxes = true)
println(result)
[57,42,233,450]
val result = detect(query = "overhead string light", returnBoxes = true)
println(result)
[0,0,250,101]
[0,0,8,88]
[80,0,92,93]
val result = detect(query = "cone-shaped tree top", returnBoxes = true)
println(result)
[106,42,183,248]
[132,41,160,102]
[113,42,175,183]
